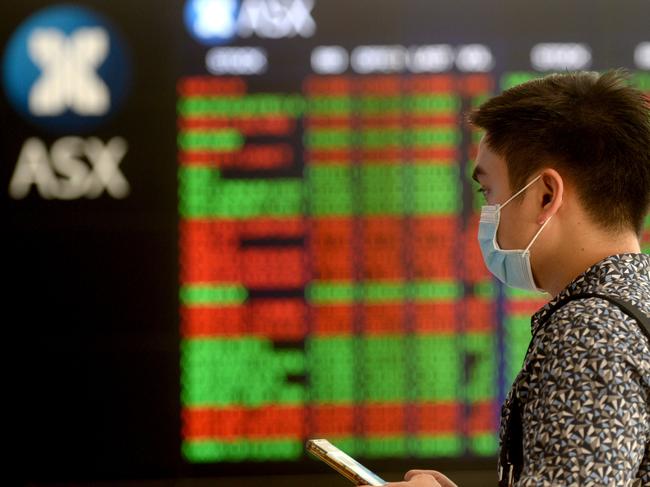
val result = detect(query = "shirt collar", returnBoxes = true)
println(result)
[531,252,650,336]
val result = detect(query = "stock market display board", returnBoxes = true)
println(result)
[175,0,650,465]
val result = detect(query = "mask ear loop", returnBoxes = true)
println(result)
[499,174,543,210]
[525,216,552,252]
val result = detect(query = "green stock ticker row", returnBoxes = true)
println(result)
[178,164,461,218]
[177,127,460,152]
[181,334,496,416]
[177,93,461,118]
[183,433,498,463]
[179,281,464,306]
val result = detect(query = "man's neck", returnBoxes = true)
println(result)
[541,232,641,298]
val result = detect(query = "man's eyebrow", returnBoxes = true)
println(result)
[471,165,485,183]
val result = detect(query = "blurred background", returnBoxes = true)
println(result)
[2,1,648,486]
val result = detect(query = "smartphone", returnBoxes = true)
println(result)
[306,438,387,486]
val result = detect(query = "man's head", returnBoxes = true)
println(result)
[469,70,650,295]
[470,69,650,236]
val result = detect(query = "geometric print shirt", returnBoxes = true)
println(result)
[498,253,650,486]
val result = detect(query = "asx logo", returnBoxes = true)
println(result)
[184,0,316,45]
[2,4,130,133]
[2,5,131,199]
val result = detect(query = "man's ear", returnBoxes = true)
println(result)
[538,168,563,224]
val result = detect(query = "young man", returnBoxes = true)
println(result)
[362,71,650,486]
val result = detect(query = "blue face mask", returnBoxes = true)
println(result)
[478,174,551,292]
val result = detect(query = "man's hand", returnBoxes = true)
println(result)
[359,470,458,487]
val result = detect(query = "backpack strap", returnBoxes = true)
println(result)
[542,292,650,340]
[498,292,650,487]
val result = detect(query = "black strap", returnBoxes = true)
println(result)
[542,292,650,340]
[498,292,650,487]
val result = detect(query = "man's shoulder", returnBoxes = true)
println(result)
[533,295,650,377]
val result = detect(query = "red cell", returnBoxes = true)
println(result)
[304,117,352,129]
[306,149,353,164]
[241,247,305,288]
[180,218,305,285]
[177,76,246,96]
[359,147,403,162]
[357,76,402,95]
[415,402,460,434]
[408,115,459,127]
[467,400,497,434]
[412,147,458,161]
[310,404,355,436]
[458,74,494,95]
[358,115,402,127]
[312,305,354,335]
[405,75,455,93]
[364,403,405,435]
[506,299,548,316]
[310,218,354,280]
[183,405,305,440]
[411,216,456,279]
[247,299,306,340]
[413,303,456,333]
[180,220,240,282]
[239,217,304,239]
[362,217,404,280]
[465,297,495,333]
[181,305,245,337]
[364,304,405,334]
[463,215,491,283]
[303,75,352,95]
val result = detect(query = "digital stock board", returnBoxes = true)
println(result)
[2,0,649,482]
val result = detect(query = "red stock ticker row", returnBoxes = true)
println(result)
[182,401,495,441]
[180,217,489,284]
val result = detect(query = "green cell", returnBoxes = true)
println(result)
[360,128,403,148]
[500,72,540,91]
[363,437,408,458]
[178,94,306,117]
[410,281,462,301]
[180,284,248,305]
[504,315,532,386]
[179,167,302,218]
[469,433,499,456]
[182,439,302,462]
[408,128,460,147]
[316,437,361,457]
[360,165,405,215]
[306,281,356,304]
[361,336,407,402]
[413,335,460,401]
[181,338,305,407]
[178,129,243,151]
[411,164,460,215]
[306,280,463,304]
[305,128,354,149]
[306,337,356,403]
[464,333,497,402]
[306,164,353,216]
[473,281,496,299]
[505,286,547,301]
[408,94,460,114]
[631,72,650,91]
[358,96,403,114]
[411,435,463,457]
[307,96,353,115]
[362,281,407,302]
[470,94,490,109]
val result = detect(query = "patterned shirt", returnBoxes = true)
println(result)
[498,253,650,486]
